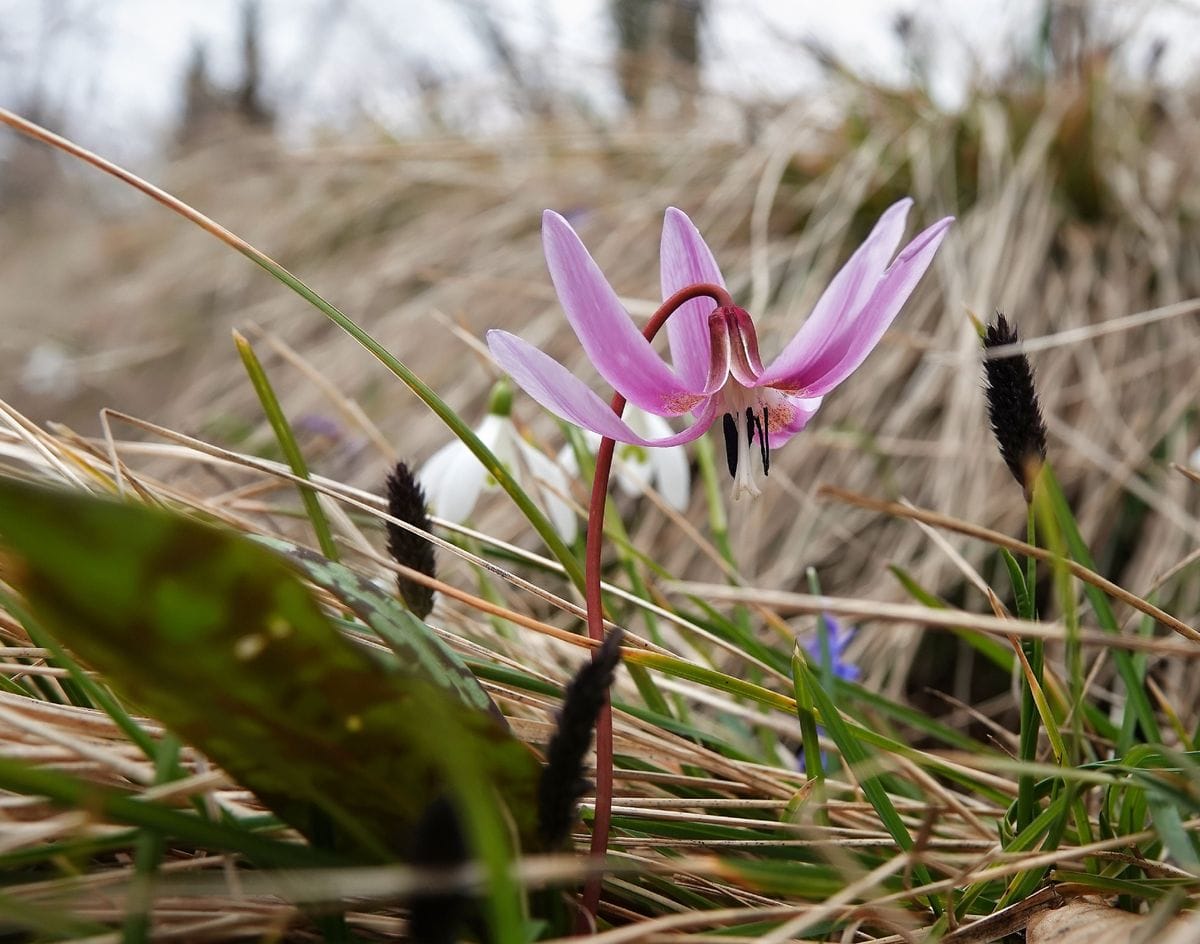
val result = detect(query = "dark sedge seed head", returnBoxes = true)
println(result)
[983,313,1048,502]
[385,461,437,619]
[407,795,471,944]
[536,629,625,849]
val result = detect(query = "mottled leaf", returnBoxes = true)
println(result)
[256,535,500,720]
[0,477,540,861]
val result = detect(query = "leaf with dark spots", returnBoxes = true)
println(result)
[255,535,501,721]
[0,477,540,860]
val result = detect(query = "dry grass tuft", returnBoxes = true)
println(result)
[1,43,1199,941]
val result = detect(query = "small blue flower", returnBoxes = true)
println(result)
[808,614,860,683]
[796,614,859,772]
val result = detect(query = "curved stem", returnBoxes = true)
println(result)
[579,281,732,926]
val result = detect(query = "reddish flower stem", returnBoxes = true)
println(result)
[579,281,733,927]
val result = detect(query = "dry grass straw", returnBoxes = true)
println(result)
[0,359,1162,940]
[5,72,1200,694]
[1,47,1200,940]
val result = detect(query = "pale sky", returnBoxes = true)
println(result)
[1,0,1197,156]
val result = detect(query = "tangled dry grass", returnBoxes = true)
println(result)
[7,66,1200,685]
[1,40,1200,942]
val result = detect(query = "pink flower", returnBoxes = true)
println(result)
[487,200,952,499]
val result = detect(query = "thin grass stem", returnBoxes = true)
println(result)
[233,330,339,561]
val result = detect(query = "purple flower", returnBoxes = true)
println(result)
[807,614,859,683]
[797,614,859,772]
[487,200,952,499]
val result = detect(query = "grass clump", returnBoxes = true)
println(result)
[0,15,1198,939]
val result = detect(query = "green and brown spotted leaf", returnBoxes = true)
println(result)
[255,535,501,721]
[0,477,540,861]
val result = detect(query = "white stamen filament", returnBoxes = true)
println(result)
[722,383,763,501]
[732,412,760,500]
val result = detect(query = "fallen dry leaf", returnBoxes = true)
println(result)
[1026,896,1200,944]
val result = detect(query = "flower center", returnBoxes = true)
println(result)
[721,404,770,499]
[704,306,775,500]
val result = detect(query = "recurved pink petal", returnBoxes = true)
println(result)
[543,211,702,408]
[757,198,913,389]
[487,330,716,446]
[793,216,952,396]
[661,207,725,391]
[759,211,952,396]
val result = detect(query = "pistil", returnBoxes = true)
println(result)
[720,404,769,500]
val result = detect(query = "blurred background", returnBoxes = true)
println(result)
[3,0,1200,705]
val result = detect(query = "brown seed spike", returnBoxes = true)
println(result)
[384,462,437,619]
[982,314,1048,502]
[537,629,625,849]
[407,795,472,944]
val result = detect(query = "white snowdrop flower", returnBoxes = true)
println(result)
[21,341,79,399]
[419,386,577,542]
[559,406,691,511]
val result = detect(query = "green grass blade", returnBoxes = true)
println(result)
[889,565,1013,670]
[124,733,183,944]
[234,255,585,591]
[791,647,939,911]
[1,590,161,760]
[1040,467,1161,745]
[234,329,339,561]
[0,756,328,867]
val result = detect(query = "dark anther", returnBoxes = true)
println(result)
[744,407,754,447]
[722,413,738,477]
[760,407,771,475]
